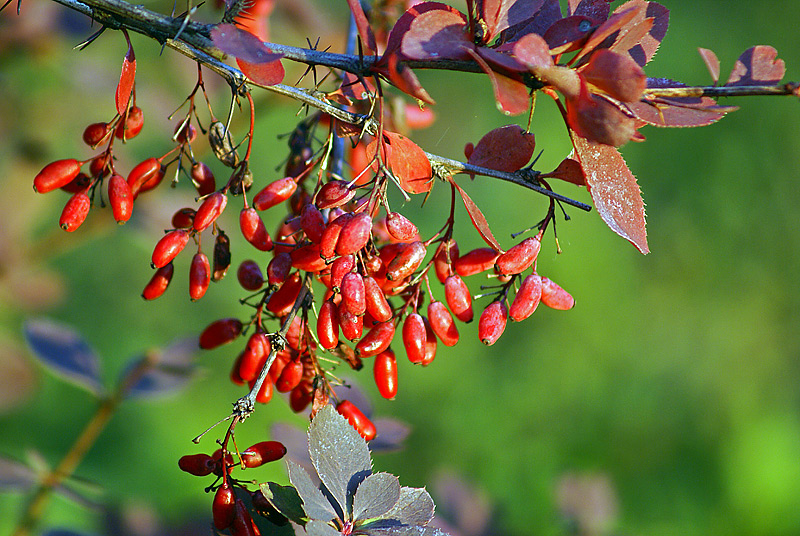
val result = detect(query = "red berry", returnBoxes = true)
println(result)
[427,301,459,346]
[266,271,302,316]
[402,313,426,364]
[330,255,355,291]
[241,441,287,468]
[189,252,211,301]
[444,275,473,323]
[237,260,264,291]
[142,262,174,300]
[171,207,196,229]
[239,208,273,251]
[386,241,426,281]
[190,162,216,197]
[290,384,313,413]
[495,237,540,275]
[433,239,459,284]
[115,106,144,140]
[174,121,197,144]
[385,212,419,242]
[320,212,352,259]
[478,301,507,346]
[373,349,398,399]
[127,158,163,198]
[61,172,93,194]
[231,498,258,536]
[339,305,363,341]
[290,243,327,273]
[355,320,395,357]
[82,122,110,147]
[178,453,215,476]
[238,332,269,382]
[454,247,499,276]
[421,316,437,365]
[193,192,227,232]
[336,400,376,440]
[34,159,82,193]
[107,174,133,223]
[59,192,91,232]
[540,277,575,310]
[276,359,303,393]
[213,483,236,530]
[341,272,366,316]
[364,276,393,322]
[253,177,297,211]
[89,153,111,178]
[509,273,542,321]
[267,252,292,287]
[300,203,325,243]
[317,300,340,350]
[251,377,274,404]
[151,229,190,268]
[199,318,243,349]
[335,212,372,256]
[316,180,355,209]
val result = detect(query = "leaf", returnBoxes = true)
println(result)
[385,54,435,105]
[543,15,597,53]
[571,3,644,65]
[569,0,610,21]
[464,47,530,116]
[23,318,104,396]
[115,32,136,115]
[630,78,736,128]
[401,6,472,61]
[378,486,436,526]
[236,57,285,86]
[498,0,562,43]
[726,45,785,86]
[287,460,339,522]
[260,481,308,525]
[383,132,434,194]
[580,49,646,102]
[304,519,343,536]
[449,179,503,252]
[210,23,284,64]
[540,157,586,185]
[698,47,720,84]
[611,0,669,67]
[384,2,459,59]
[121,338,198,399]
[359,525,449,536]
[468,125,535,172]
[571,135,648,253]
[346,0,377,55]
[353,473,401,521]
[308,405,372,519]
[480,0,546,42]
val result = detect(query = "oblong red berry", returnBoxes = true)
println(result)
[336,400,376,440]
[290,243,327,273]
[444,274,473,323]
[364,276,392,322]
[241,441,287,468]
[193,192,227,232]
[289,383,313,413]
[433,239,459,284]
[115,106,144,140]
[540,277,575,310]
[59,192,91,232]
[373,349,398,400]
[34,159,82,193]
[478,301,507,346]
[237,259,264,291]
[509,273,542,321]
[191,162,216,197]
[454,247,499,277]
[239,208,273,251]
[189,252,211,301]
[171,207,196,229]
[355,320,395,357]
[178,453,215,476]
[335,212,372,256]
[495,237,541,275]
[402,313,426,364]
[82,122,110,147]
[317,300,340,350]
[151,229,190,268]
[267,252,292,287]
[266,271,302,316]
[127,157,162,198]
[385,212,419,242]
[320,212,352,259]
[252,377,274,404]
[238,332,269,382]
[253,177,297,211]
[61,172,93,194]
[213,483,236,530]
[386,241,426,281]
[199,318,243,349]
[89,153,111,178]
[107,174,133,223]
[300,203,325,243]
[421,316,437,366]
[341,272,366,316]
[427,301,459,346]
[317,180,355,209]
[330,255,355,291]
[275,359,303,393]
[142,262,174,300]
[174,121,197,144]
[339,305,363,341]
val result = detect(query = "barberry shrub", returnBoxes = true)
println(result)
[3,0,800,535]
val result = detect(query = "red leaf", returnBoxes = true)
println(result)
[571,4,644,64]
[513,33,553,70]
[480,0,546,42]
[580,49,646,102]
[468,125,536,172]
[385,53,435,104]
[236,58,285,86]
[571,135,648,253]
[540,158,586,185]
[210,24,284,64]
[610,0,669,67]
[726,46,785,87]
[346,0,377,56]
[498,0,562,43]
[629,78,736,127]
[115,32,136,115]
[384,132,433,194]
[383,1,457,59]
[401,6,472,61]
[449,178,504,252]
[465,47,530,115]
[698,47,720,84]
[569,0,611,21]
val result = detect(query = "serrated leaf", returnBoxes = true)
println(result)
[571,136,648,254]
[449,179,504,252]
[122,338,197,400]
[308,405,372,518]
[287,460,338,523]
[610,1,669,67]
[304,519,342,536]
[23,319,104,396]
[260,481,308,525]
[481,0,547,41]
[115,33,135,115]
[237,57,285,86]
[211,23,284,64]
[698,47,720,84]
[353,472,401,521]
[381,487,436,526]
[726,45,784,87]
[359,525,449,536]
[571,4,643,65]
[468,125,535,173]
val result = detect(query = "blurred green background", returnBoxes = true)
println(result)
[1,1,799,535]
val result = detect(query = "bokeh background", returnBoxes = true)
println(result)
[1,1,799,535]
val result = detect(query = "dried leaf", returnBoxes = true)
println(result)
[698,47,720,84]
[115,34,136,115]
[353,472,401,521]
[449,179,503,252]
[468,125,535,172]
[346,0,377,55]
[23,318,104,396]
[726,45,785,86]
[401,6,472,61]
[571,136,648,253]
[210,23,284,64]
[236,57,285,86]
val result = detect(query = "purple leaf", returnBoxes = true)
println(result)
[376,487,437,526]
[498,0,562,43]
[612,0,669,67]
[210,23,283,64]
[401,6,472,61]
[726,45,785,86]
[698,47,720,84]
[287,460,339,522]
[480,0,546,41]
[353,472,401,521]
[23,318,104,396]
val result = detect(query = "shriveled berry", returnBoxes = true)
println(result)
[174,121,197,144]
[373,349,398,399]
[276,359,303,393]
[189,252,211,300]
[427,301,459,346]
[193,192,227,232]
[509,273,542,321]
[61,172,92,194]
[236,260,262,291]
[266,271,301,316]
[355,320,395,357]
[364,276,392,322]
[454,247,499,276]
[267,252,292,287]
[335,212,372,256]
[239,208,273,251]
[151,229,190,268]
[82,122,110,147]
[213,483,236,530]
[385,212,419,241]
[336,400,376,440]
[241,441,287,468]
[320,212,352,259]
[213,231,231,281]
[495,237,540,275]
[339,305,363,341]
[478,301,507,346]
[34,159,82,193]
[171,207,196,229]
[107,174,133,223]
[190,162,216,197]
[317,300,340,350]
[444,274,473,323]
[316,180,354,209]
[142,262,174,300]
[253,177,297,211]
[341,272,366,316]
[330,255,355,291]
[402,313,426,364]
[59,192,90,232]
[178,453,215,476]
[199,318,243,349]
[540,277,575,310]
[115,106,144,140]
[386,241,426,281]
[300,203,325,243]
